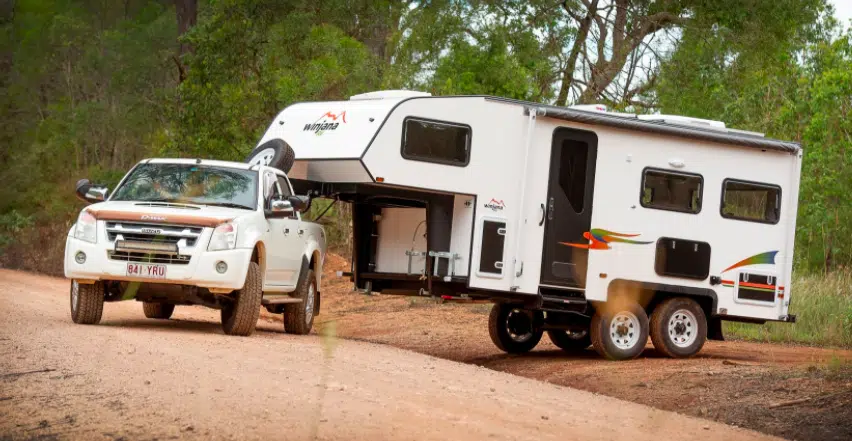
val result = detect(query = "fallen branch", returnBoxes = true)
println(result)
[0,368,56,379]
[768,397,812,408]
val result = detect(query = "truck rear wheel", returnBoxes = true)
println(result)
[649,297,707,358]
[142,302,175,320]
[488,303,543,354]
[245,139,295,173]
[590,301,649,360]
[547,329,591,353]
[284,269,316,335]
[221,262,262,336]
[70,280,104,325]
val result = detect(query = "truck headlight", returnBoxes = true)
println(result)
[73,211,97,243]
[208,222,237,251]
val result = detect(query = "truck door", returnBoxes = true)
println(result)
[263,172,305,287]
[540,128,598,289]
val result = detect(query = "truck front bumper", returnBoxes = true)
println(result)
[64,236,252,290]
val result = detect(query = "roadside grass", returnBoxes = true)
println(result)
[724,271,852,348]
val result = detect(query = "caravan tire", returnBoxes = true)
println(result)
[547,329,592,353]
[488,304,543,354]
[245,139,295,172]
[590,301,649,361]
[649,297,707,358]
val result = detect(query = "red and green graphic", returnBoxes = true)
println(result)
[560,228,652,250]
[721,251,778,273]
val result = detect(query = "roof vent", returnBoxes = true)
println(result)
[569,104,608,112]
[349,90,432,101]
[638,114,726,130]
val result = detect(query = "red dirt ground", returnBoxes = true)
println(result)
[260,254,852,441]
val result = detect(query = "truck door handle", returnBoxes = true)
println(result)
[298,229,304,235]
[284,228,290,235]
[539,203,545,226]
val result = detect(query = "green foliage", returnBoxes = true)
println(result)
[0,211,34,252]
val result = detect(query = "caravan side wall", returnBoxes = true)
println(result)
[515,119,798,321]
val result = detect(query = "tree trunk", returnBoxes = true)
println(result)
[174,0,197,82]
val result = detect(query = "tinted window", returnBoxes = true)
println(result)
[402,118,471,166]
[641,169,702,214]
[558,139,589,213]
[276,175,292,197]
[721,180,781,224]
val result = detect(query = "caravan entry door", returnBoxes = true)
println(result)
[540,128,598,289]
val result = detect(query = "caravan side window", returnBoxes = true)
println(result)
[721,179,781,224]
[640,168,703,214]
[401,117,471,166]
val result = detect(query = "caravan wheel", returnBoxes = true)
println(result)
[245,139,295,172]
[649,297,707,358]
[590,301,649,360]
[488,304,543,354]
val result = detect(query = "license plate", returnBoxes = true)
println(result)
[126,263,167,279]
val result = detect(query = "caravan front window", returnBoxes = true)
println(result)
[402,117,471,166]
[640,169,702,214]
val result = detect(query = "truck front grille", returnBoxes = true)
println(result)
[108,251,191,265]
[106,222,203,248]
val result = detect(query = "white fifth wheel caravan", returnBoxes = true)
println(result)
[248,90,802,360]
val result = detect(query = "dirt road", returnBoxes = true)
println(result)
[0,269,782,441]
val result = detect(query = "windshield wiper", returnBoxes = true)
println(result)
[202,202,254,211]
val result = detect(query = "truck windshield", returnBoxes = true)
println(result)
[111,164,258,210]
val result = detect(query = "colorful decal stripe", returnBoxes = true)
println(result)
[722,251,779,273]
[560,228,652,250]
[721,280,785,293]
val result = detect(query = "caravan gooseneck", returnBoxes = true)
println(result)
[247,90,802,360]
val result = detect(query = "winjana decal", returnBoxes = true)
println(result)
[560,228,652,250]
[303,111,346,135]
[484,199,505,211]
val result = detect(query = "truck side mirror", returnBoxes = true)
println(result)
[287,195,311,213]
[266,199,295,218]
[75,179,109,204]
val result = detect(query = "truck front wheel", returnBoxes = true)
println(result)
[488,303,543,354]
[70,280,104,325]
[142,302,175,320]
[649,297,707,358]
[590,301,649,360]
[284,269,316,335]
[220,262,262,336]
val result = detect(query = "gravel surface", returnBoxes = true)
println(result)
[0,269,781,441]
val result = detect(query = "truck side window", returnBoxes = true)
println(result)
[640,168,702,214]
[401,117,471,166]
[721,179,781,224]
[276,175,292,198]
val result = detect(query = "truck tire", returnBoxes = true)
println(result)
[590,301,649,360]
[245,139,295,173]
[649,297,707,358]
[70,280,104,325]
[221,262,262,336]
[488,303,543,354]
[284,269,316,335]
[547,329,592,353]
[142,302,175,320]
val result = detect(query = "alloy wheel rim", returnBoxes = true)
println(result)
[506,309,534,342]
[249,148,276,166]
[610,311,640,350]
[668,309,698,348]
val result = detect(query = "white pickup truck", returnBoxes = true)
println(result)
[64,154,326,336]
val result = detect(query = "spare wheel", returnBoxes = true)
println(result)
[245,139,296,172]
